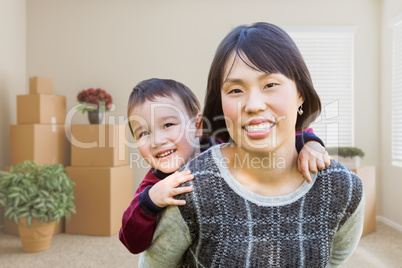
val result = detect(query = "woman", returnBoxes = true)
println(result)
[139,22,364,268]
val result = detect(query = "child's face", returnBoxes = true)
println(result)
[130,94,202,173]
[221,53,303,155]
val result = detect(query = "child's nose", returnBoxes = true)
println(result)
[151,130,168,147]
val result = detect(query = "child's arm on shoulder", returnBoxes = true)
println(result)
[296,128,331,183]
[119,170,193,254]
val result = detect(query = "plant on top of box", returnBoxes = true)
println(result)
[76,88,113,124]
[0,160,76,253]
[326,147,365,158]
[327,146,365,168]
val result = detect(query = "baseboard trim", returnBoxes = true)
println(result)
[377,216,402,232]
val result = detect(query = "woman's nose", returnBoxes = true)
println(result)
[244,90,267,114]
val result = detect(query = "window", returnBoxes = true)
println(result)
[285,27,355,147]
[391,16,402,166]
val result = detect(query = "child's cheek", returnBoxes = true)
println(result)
[136,136,150,149]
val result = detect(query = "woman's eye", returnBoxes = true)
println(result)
[138,131,150,138]
[228,89,242,94]
[163,123,174,129]
[265,83,276,89]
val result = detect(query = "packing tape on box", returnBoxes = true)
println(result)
[51,117,57,132]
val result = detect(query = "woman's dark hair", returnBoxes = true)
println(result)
[203,22,321,142]
[127,78,200,137]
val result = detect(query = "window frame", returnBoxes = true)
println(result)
[390,14,402,167]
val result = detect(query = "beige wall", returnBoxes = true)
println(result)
[0,0,26,228]
[380,0,402,228]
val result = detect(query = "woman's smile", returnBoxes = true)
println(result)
[243,119,276,138]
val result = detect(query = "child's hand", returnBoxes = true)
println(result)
[297,141,331,184]
[148,170,194,208]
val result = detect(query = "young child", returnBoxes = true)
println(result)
[119,78,329,254]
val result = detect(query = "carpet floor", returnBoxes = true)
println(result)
[0,221,401,268]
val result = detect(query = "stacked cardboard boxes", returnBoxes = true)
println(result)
[5,76,70,235]
[66,124,133,236]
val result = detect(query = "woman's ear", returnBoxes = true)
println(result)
[297,91,304,106]
[195,113,203,138]
[297,94,304,110]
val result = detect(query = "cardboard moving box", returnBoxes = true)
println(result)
[352,166,376,237]
[70,124,128,167]
[17,94,66,124]
[65,165,133,236]
[29,76,53,94]
[10,124,70,166]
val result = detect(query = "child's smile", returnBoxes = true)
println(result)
[155,149,177,159]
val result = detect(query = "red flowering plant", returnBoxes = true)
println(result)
[76,88,113,113]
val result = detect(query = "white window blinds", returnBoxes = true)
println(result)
[392,18,402,166]
[286,27,355,147]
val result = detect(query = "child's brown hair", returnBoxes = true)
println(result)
[127,78,201,137]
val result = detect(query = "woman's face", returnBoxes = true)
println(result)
[221,53,303,156]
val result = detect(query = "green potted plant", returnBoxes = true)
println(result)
[327,146,365,168]
[0,160,76,253]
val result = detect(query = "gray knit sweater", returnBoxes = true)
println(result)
[139,144,364,268]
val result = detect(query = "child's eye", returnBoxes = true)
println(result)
[138,131,150,139]
[163,123,174,129]
[228,88,243,94]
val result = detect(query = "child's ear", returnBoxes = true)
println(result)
[194,113,203,138]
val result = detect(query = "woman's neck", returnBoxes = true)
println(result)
[222,138,304,196]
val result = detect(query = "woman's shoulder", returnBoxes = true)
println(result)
[316,160,363,199]
[315,160,364,228]
[319,160,361,179]
[182,144,222,172]
[177,145,225,196]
